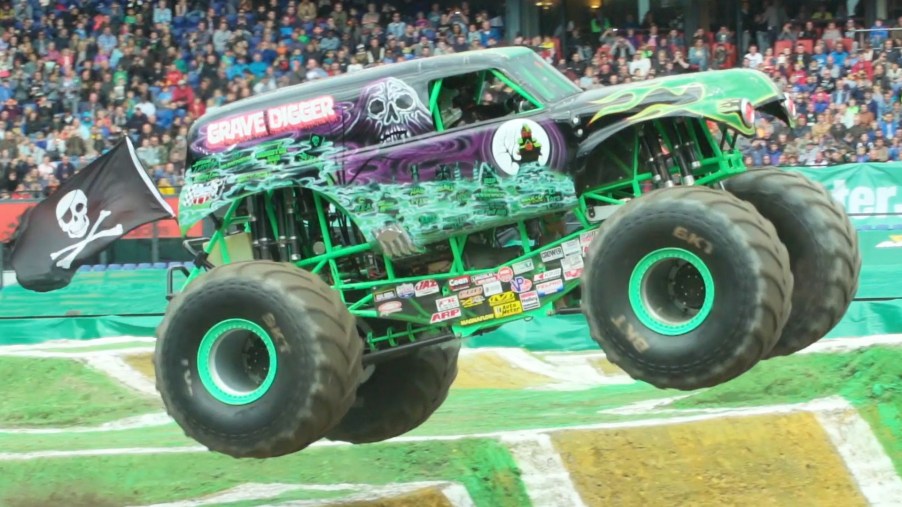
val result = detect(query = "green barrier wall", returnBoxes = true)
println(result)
[1,163,901,347]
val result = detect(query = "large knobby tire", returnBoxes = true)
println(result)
[724,167,861,358]
[154,261,363,458]
[581,186,793,390]
[326,339,460,444]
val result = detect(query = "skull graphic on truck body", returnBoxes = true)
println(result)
[56,189,90,239]
[359,77,432,144]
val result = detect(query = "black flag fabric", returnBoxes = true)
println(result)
[10,136,175,292]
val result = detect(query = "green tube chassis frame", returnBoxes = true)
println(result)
[167,117,753,360]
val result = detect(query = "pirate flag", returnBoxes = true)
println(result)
[10,136,175,292]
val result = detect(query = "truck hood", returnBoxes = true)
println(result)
[565,68,795,136]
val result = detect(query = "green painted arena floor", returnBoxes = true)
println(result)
[0,339,900,506]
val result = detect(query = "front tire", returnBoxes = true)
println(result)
[154,261,363,458]
[724,168,861,357]
[582,186,793,390]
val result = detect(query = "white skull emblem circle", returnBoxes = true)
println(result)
[56,189,90,239]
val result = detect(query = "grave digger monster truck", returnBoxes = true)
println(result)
[154,47,861,459]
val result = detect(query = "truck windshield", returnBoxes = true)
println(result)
[507,51,582,104]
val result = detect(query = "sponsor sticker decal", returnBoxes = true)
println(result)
[512,259,535,275]
[473,273,498,285]
[482,280,503,297]
[536,279,565,296]
[561,238,581,256]
[561,254,584,272]
[436,295,461,312]
[460,313,496,326]
[534,269,562,282]
[540,246,565,262]
[564,269,584,281]
[374,290,396,303]
[461,295,486,308]
[580,230,597,246]
[489,292,517,306]
[430,308,462,323]
[459,286,484,298]
[415,279,440,297]
[396,283,415,298]
[497,266,515,283]
[519,290,540,311]
[448,276,470,291]
[511,276,533,294]
[493,301,524,318]
[377,301,403,315]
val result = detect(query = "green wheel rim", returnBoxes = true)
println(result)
[197,319,278,405]
[628,248,715,336]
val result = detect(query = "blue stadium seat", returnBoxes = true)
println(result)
[107,264,123,271]
[168,262,184,269]
[91,265,107,272]
[122,263,138,270]
[875,224,891,230]
[77,265,91,272]
[153,262,168,270]
[137,263,153,269]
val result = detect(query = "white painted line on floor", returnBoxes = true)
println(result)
[132,482,473,507]
[0,336,156,352]
[441,483,478,507]
[494,348,615,390]
[0,348,155,359]
[269,482,474,507]
[0,412,171,434]
[537,352,634,385]
[797,334,902,354]
[134,483,312,507]
[0,446,207,461]
[501,433,588,507]
[0,398,854,461]
[815,408,902,506]
[597,394,698,415]
[80,355,158,396]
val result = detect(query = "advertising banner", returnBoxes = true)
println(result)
[787,163,902,220]
[0,196,201,243]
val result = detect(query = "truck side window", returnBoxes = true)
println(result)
[429,69,541,132]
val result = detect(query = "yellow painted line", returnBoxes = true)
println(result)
[551,412,870,507]
[453,351,556,390]
[588,357,625,377]
[122,352,155,381]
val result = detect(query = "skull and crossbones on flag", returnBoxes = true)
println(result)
[50,189,125,270]
[10,136,175,292]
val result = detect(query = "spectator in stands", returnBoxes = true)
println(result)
[3,0,902,203]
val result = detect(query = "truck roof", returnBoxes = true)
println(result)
[196,46,539,127]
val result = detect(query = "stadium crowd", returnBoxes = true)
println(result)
[0,0,896,201]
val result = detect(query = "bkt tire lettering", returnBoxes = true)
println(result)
[673,226,714,255]
[611,315,651,353]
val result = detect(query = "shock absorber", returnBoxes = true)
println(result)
[248,194,274,260]
[274,188,291,262]
[662,120,695,186]
[284,188,303,262]
[639,127,666,188]
[643,123,675,187]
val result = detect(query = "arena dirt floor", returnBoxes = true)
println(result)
[0,335,900,506]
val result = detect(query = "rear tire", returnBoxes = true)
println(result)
[326,339,460,444]
[724,167,861,357]
[581,186,793,390]
[154,261,363,458]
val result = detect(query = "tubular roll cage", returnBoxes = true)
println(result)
[168,118,748,355]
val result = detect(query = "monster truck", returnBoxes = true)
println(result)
[154,47,861,459]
